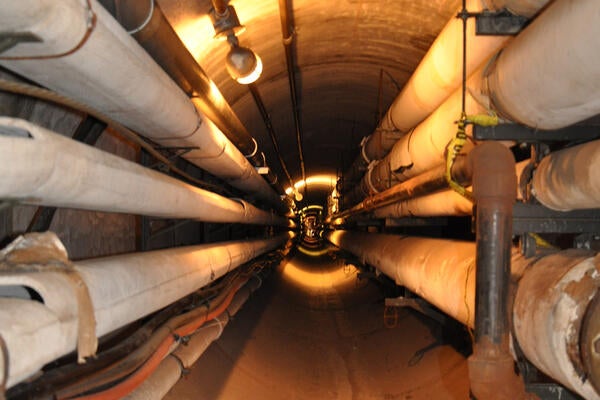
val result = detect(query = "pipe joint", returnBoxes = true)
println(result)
[470,142,517,202]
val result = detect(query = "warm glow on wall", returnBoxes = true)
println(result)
[280,260,359,290]
[285,174,338,196]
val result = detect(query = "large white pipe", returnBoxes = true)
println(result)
[372,189,473,218]
[486,0,600,129]
[0,118,286,226]
[326,230,600,399]
[0,0,282,209]
[347,0,600,205]
[326,230,477,326]
[532,139,600,211]
[342,0,549,184]
[0,232,291,387]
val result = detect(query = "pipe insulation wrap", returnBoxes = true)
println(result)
[0,0,196,138]
[513,252,600,400]
[486,0,600,129]
[532,139,600,211]
[0,118,286,226]
[326,230,477,326]
[327,230,600,399]
[0,232,291,388]
[0,0,283,209]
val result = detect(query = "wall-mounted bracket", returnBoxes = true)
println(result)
[475,10,529,36]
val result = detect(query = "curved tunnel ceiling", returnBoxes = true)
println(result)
[159,0,461,204]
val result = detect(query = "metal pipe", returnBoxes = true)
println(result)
[333,155,472,221]
[531,138,600,211]
[345,0,600,206]
[110,0,280,189]
[340,0,550,189]
[326,230,600,399]
[278,0,306,190]
[345,73,487,205]
[326,230,477,326]
[486,0,600,129]
[514,250,600,399]
[0,0,284,211]
[0,231,291,388]
[371,189,473,219]
[0,118,287,226]
[248,83,296,190]
[467,142,530,400]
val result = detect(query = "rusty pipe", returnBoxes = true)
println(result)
[467,142,532,399]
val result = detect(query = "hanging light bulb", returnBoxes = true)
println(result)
[225,45,263,84]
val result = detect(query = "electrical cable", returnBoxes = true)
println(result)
[66,282,243,400]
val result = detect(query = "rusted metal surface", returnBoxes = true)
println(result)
[468,337,536,400]
[514,251,600,399]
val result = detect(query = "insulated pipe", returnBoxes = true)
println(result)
[344,73,487,206]
[0,118,287,226]
[124,276,264,400]
[326,230,600,399]
[0,232,291,387]
[371,189,473,218]
[326,230,477,326]
[110,0,280,189]
[347,0,600,206]
[0,0,284,211]
[486,0,600,129]
[340,0,550,189]
[531,138,600,211]
[514,251,600,399]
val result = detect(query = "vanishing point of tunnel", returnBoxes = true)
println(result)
[0,0,600,399]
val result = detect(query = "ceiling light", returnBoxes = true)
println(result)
[225,45,262,84]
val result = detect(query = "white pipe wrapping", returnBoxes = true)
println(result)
[486,0,600,129]
[343,0,550,183]
[532,138,600,211]
[372,189,473,218]
[326,230,600,399]
[377,0,507,136]
[0,118,286,226]
[326,230,477,326]
[0,232,290,387]
[0,0,282,208]
[514,252,600,400]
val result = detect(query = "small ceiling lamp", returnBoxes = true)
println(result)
[225,36,262,84]
[209,4,262,84]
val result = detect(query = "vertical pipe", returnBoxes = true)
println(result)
[468,142,530,399]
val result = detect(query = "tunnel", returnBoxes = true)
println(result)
[0,0,600,399]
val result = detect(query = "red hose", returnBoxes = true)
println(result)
[72,282,243,400]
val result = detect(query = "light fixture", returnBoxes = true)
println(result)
[209,4,263,85]
[225,42,263,84]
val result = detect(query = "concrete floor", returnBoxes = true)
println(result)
[165,246,470,400]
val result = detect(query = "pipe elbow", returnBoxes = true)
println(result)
[470,142,517,202]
